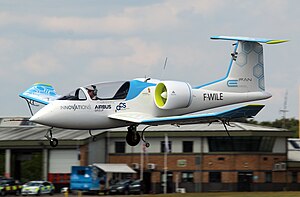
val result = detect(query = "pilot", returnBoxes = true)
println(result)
[86,85,98,100]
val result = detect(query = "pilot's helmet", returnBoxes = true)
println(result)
[86,85,97,95]
[86,86,94,91]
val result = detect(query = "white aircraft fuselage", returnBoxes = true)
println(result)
[29,83,271,129]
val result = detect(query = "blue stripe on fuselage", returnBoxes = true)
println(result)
[126,80,156,100]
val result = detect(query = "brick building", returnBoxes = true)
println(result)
[108,122,293,193]
[0,118,295,193]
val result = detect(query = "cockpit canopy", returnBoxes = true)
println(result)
[58,81,130,101]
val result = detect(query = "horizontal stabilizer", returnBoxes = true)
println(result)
[19,83,61,105]
[109,104,264,126]
[215,104,264,119]
[211,36,288,44]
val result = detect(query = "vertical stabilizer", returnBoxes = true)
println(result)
[199,36,287,93]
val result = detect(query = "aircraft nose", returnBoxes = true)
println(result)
[29,104,54,125]
[29,113,42,123]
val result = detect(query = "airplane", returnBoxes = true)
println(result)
[19,36,287,147]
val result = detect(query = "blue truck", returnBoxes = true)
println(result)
[70,166,106,194]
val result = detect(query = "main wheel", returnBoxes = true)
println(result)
[16,190,21,196]
[50,138,58,147]
[1,190,6,196]
[36,190,41,196]
[124,190,129,195]
[126,131,141,146]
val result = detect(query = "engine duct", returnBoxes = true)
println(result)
[154,81,192,109]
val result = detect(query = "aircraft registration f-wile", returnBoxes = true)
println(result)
[20,36,287,147]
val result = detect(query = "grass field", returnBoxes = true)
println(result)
[140,192,300,197]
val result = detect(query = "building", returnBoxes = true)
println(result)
[0,117,295,193]
[286,138,300,190]
[108,123,293,193]
[0,117,107,190]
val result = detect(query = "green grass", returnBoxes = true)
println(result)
[141,192,300,197]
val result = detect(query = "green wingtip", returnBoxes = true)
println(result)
[33,83,53,87]
[266,40,289,44]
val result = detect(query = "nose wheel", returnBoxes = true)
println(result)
[50,138,58,147]
[45,128,58,147]
[89,130,96,141]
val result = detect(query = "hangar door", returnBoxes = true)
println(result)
[49,150,80,173]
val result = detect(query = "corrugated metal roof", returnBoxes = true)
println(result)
[0,126,107,141]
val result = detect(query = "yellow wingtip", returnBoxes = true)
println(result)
[266,40,289,44]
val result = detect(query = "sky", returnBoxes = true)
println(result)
[0,0,299,122]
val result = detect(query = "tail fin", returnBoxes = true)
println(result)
[199,36,287,93]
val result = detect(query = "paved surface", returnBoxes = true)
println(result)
[4,194,139,197]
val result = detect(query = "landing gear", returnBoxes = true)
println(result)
[50,138,58,147]
[220,119,235,151]
[141,126,151,148]
[126,125,140,146]
[89,130,96,141]
[220,119,232,137]
[126,125,151,147]
[45,128,58,147]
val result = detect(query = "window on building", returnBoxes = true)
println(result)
[292,172,298,183]
[161,141,172,153]
[265,172,272,183]
[209,172,221,183]
[183,141,193,153]
[181,172,194,183]
[208,136,275,152]
[0,151,4,175]
[290,141,300,149]
[115,141,125,153]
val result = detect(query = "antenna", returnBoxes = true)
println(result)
[279,90,288,128]
[160,57,168,79]
[163,57,168,70]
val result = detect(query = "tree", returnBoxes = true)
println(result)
[247,118,299,137]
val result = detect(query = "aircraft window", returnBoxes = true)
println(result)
[112,82,130,99]
[85,81,130,100]
[58,88,87,101]
[77,89,87,100]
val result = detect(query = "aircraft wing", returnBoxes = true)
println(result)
[19,83,61,105]
[109,104,264,126]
